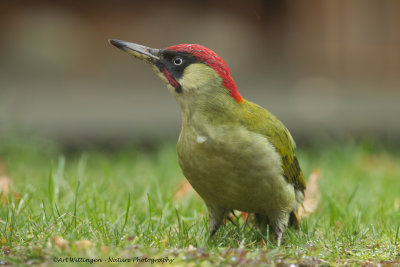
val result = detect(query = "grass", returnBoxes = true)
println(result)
[0,136,400,266]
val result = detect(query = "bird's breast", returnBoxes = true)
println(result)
[177,122,295,213]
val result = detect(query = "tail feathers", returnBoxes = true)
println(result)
[289,210,300,229]
[289,189,304,229]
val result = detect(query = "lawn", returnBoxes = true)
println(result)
[0,137,399,266]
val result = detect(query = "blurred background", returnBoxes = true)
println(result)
[1,0,399,146]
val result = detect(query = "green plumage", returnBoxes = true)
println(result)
[176,80,306,243]
[239,99,306,194]
[197,88,306,194]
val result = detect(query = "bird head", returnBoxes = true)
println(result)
[109,39,243,105]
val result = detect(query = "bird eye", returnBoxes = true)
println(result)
[173,57,183,66]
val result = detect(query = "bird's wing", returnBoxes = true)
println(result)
[241,100,306,193]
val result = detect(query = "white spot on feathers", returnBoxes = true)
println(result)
[196,135,207,144]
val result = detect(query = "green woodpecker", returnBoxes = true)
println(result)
[109,39,306,245]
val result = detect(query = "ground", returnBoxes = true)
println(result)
[0,137,399,266]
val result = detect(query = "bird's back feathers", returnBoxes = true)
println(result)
[238,99,306,193]
[198,92,306,194]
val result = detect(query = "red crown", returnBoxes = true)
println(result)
[166,44,243,103]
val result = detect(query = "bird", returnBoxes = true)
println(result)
[109,39,306,245]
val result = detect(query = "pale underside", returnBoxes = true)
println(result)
[177,116,296,216]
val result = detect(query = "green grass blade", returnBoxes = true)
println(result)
[73,181,80,228]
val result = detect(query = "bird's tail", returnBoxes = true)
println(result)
[289,210,300,229]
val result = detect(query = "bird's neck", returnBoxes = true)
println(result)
[177,87,244,130]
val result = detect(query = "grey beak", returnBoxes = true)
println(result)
[109,39,160,60]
